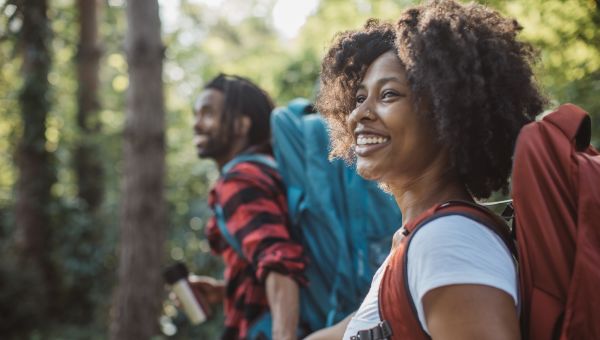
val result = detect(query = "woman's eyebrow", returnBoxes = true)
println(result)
[376,76,406,86]
[358,76,407,90]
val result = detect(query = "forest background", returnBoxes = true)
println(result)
[0,0,598,339]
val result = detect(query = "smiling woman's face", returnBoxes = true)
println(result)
[347,51,441,184]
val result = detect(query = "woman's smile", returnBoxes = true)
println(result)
[354,139,391,156]
[354,129,391,156]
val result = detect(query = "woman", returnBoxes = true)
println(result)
[308,1,546,339]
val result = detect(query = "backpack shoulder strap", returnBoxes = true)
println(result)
[221,153,277,174]
[441,201,516,257]
[406,200,517,258]
[214,203,245,258]
[215,153,278,260]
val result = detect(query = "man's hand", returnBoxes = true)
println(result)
[188,275,225,305]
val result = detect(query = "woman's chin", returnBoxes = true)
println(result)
[356,163,382,181]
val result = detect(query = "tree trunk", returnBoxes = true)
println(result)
[75,0,103,212]
[14,0,55,310]
[109,0,166,339]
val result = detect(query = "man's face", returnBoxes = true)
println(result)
[193,89,231,161]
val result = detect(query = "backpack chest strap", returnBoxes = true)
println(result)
[350,321,393,340]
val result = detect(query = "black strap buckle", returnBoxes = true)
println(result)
[350,320,393,340]
[501,202,514,222]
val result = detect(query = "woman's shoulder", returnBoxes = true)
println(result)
[411,214,508,251]
[407,214,518,302]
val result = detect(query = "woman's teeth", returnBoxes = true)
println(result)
[357,136,389,145]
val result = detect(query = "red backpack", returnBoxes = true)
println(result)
[512,103,600,339]
[376,104,600,340]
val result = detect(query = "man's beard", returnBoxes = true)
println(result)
[197,135,232,160]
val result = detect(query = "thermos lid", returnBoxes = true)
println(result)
[163,262,188,284]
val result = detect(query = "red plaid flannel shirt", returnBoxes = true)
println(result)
[205,158,307,340]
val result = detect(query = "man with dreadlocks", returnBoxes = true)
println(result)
[189,74,307,340]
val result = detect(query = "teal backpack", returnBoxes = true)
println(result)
[215,98,402,338]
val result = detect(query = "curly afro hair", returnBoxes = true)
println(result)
[317,0,547,199]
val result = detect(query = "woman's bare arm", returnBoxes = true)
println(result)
[423,284,520,340]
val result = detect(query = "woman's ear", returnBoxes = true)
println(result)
[234,115,251,138]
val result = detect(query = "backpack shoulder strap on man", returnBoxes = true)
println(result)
[377,201,515,340]
[512,103,600,339]
[214,153,278,259]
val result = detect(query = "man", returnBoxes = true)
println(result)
[190,73,306,340]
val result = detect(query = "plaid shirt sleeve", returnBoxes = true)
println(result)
[209,161,307,285]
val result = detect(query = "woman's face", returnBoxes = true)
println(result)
[347,51,440,183]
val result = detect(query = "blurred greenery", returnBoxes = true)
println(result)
[0,0,598,339]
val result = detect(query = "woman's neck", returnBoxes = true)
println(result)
[384,158,472,225]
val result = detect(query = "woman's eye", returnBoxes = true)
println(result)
[382,90,398,99]
[355,95,366,104]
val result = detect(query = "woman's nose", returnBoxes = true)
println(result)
[348,105,376,125]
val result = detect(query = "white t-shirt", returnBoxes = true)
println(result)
[343,215,518,339]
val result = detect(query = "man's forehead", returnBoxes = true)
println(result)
[194,88,224,110]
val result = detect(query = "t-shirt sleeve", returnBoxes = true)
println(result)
[214,164,307,285]
[406,215,518,334]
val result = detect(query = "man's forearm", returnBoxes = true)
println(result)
[265,272,300,340]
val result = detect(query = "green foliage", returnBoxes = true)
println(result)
[0,45,20,206]
[0,247,46,339]
[272,49,320,103]
[48,198,117,326]
[0,1,118,338]
[481,0,600,144]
